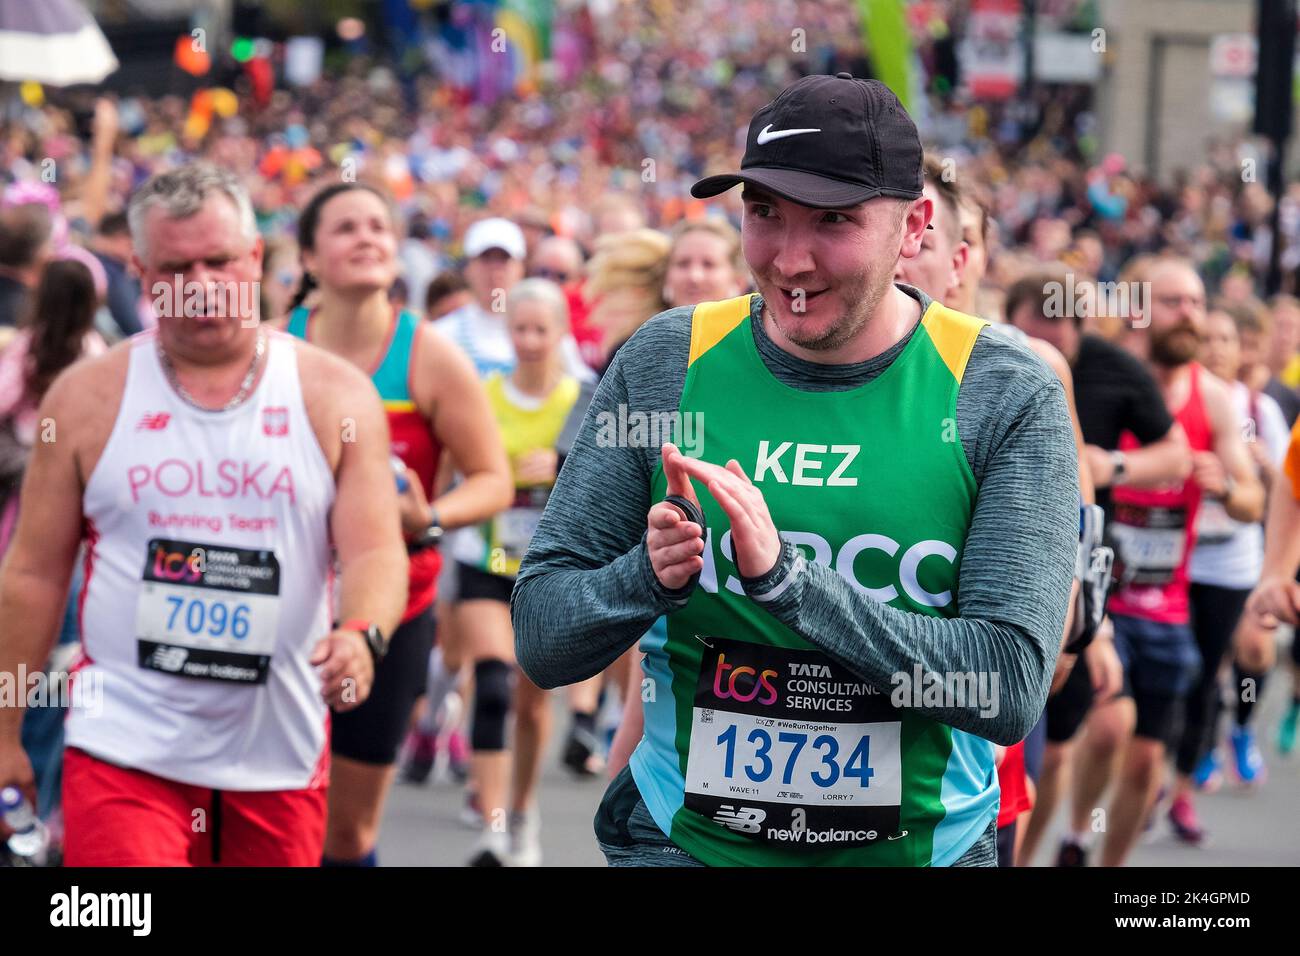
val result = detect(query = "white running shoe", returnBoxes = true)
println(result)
[509,810,543,867]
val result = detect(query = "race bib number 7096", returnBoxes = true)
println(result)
[135,538,281,684]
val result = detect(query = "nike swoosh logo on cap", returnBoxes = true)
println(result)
[755,124,821,145]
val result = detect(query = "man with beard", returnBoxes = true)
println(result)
[513,74,1079,866]
[1072,255,1262,866]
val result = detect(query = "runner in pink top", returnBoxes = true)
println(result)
[1108,361,1213,626]
[1069,256,1263,867]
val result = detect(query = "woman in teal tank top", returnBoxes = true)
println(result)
[281,183,512,867]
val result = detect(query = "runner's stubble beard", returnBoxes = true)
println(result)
[760,253,896,353]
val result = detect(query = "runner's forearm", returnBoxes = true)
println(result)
[1260,480,1300,581]
[513,340,693,688]
[1223,476,1265,524]
[741,380,1078,745]
[432,469,513,531]
[335,546,408,637]
[513,539,686,688]
[0,567,73,738]
[1094,429,1189,488]
[742,551,1060,745]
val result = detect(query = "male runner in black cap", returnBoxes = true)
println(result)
[514,74,1078,866]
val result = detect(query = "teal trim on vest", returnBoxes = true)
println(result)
[287,305,309,340]
[284,307,418,403]
[374,310,417,402]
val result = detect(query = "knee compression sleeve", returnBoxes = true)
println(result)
[471,659,512,751]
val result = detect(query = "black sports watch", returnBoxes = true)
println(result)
[337,619,388,665]
[409,508,443,553]
[661,495,707,592]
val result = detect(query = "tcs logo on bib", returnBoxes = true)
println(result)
[712,653,779,705]
[151,545,202,583]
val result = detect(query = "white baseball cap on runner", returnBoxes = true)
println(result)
[464,217,526,260]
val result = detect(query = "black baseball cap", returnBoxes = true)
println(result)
[691,73,924,210]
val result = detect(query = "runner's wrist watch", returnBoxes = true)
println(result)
[1109,450,1128,485]
[336,619,388,665]
[409,508,443,553]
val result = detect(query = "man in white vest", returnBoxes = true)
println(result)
[0,164,407,866]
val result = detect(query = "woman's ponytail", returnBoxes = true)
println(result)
[287,271,317,314]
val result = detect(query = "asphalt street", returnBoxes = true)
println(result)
[379,659,1300,867]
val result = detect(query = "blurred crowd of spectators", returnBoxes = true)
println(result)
[0,0,1298,342]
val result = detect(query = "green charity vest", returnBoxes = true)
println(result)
[631,293,999,866]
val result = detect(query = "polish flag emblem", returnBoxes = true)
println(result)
[262,407,289,437]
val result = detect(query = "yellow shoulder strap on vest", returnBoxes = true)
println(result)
[921,302,988,385]
[688,294,756,368]
[549,375,581,416]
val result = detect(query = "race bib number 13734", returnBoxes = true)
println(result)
[683,637,903,848]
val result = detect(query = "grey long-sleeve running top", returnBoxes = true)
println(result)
[512,287,1079,746]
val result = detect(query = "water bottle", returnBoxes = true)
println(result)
[391,455,409,493]
[1,786,49,861]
